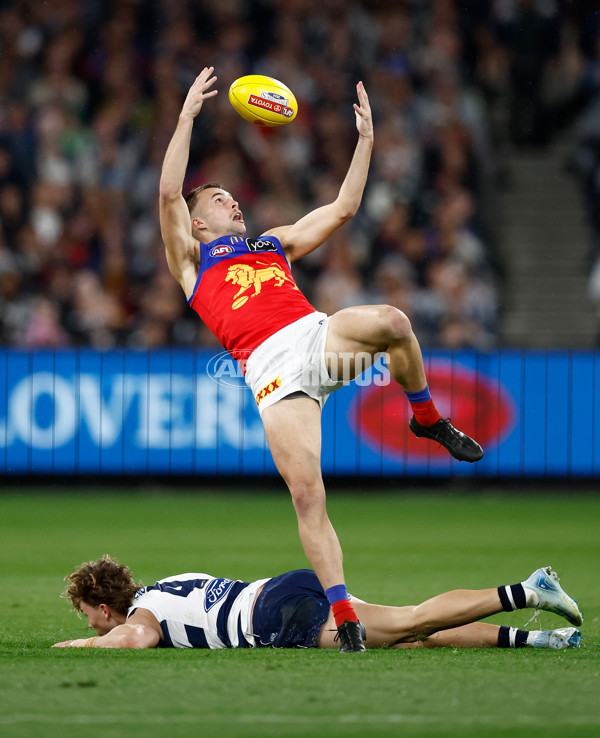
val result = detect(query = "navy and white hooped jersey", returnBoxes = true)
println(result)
[128,573,270,649]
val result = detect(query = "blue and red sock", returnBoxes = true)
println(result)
[325,584,358,627]
[405,385,441,427]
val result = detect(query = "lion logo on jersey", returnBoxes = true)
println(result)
[225,261,298,309]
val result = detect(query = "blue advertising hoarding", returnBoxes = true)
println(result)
[0,348,598,477]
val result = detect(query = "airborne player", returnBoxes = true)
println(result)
[158,67,483,653]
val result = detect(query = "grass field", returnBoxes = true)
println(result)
[0,487,599,738]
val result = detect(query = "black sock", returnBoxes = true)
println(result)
[497,583,527,612]
[498,626,528,648]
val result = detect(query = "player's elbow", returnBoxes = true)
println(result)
[119,624,156,649]
[159,178,182,202]
[334,199,358,223]
[120,635,145,649]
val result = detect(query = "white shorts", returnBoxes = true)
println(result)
[245,311,346,415]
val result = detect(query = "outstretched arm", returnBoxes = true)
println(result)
[52,610,162,649]
[265,81,374,262]
[159,67,218,296]
[52,623,159,649]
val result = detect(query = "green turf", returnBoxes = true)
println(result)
[0,489,599,738]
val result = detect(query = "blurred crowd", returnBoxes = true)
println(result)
[564,6,600,323]
[0,0,598,350]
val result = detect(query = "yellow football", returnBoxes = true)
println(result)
[228,75,298,127]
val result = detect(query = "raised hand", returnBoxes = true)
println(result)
[180,66,218,120]
[353,81,373,141]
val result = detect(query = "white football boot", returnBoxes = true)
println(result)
[527,627,582,649]
[523,566,583,626]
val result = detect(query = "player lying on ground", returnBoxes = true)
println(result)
[159,66,484,652]
[53,556,582,651]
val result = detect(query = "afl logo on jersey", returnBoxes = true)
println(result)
[210,244,234,257]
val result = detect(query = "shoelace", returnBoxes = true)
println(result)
[334,623,366,644]
[427,417,454,438]
[438,418,465,440]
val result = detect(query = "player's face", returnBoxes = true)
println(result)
[195,188,246,237]
[79,601,114,635]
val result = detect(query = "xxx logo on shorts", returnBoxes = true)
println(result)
[255,376,282,406]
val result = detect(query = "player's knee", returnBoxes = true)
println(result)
[378,305,413,343]
[288,480,326,519]
[404,606,434,637]
[384,608,426,644]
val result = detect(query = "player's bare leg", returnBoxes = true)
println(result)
[262,396,342,588]
[261,396,365,651]
[395,621,579,649]
[326,304,426,390]
[317,587,501,648]
[325,305,483,462]
[395,622,501,648]
[317,583,581,650]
